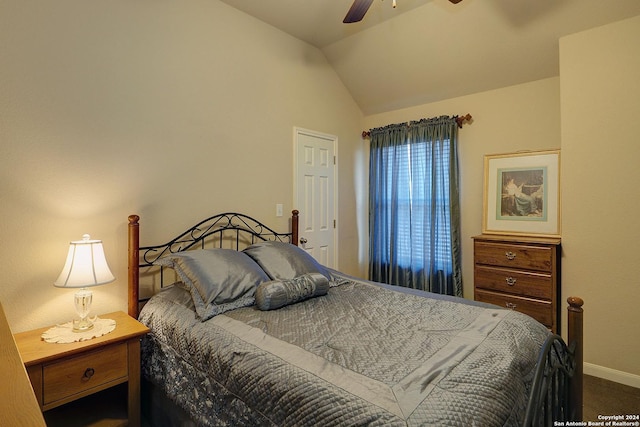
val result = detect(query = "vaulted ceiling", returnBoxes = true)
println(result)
[220,0,640,115]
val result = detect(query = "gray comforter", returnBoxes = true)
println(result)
[139,272,549,426]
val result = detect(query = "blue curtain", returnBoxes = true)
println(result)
[368,116,462,297]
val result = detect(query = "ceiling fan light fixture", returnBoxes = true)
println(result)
[344,0,462,24]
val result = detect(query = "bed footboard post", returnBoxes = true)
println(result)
[128,215,140,319]
[292,210,299,246]
[567,296,584,421]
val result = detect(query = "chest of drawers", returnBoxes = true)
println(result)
[473,235,561,333]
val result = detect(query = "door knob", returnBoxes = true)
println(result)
[300,237,308,244]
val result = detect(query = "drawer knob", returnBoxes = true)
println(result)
[82,367,95,381]
[506,277,517,286]
[505,251,516,260]
[505,302,517,310]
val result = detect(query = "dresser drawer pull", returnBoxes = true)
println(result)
[505,302,518,310]
[82,367,95,381]
[505,277,517,286]
[505,251,517,260]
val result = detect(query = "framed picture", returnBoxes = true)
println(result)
[483,149,560,237]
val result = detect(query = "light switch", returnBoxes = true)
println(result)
[276,203,283,217]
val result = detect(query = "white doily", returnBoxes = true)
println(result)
[41,317,116,343]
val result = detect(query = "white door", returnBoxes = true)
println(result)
[293,127,337,269]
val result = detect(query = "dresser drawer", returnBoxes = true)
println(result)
[474,241,553,272]
[43,343,128,406]
[475,289,552,328]
[474,265,553,299]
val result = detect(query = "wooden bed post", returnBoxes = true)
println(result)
[567,296,584,421]
[128,215,140,319]
[292,210,299,246]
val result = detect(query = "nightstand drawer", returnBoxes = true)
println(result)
[475,289,552,328]
[474,241,553,272]
[474,265,553,299]
[43,343,128,406]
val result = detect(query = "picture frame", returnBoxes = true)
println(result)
[483,149,560,237]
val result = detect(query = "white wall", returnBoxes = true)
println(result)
[0,0,363,332]
[560,15,640,383]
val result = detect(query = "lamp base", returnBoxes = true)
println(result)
[73,288,94,332]
[72,317,94,332]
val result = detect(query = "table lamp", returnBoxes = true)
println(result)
[54,234,115,332]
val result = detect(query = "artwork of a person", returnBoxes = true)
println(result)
[505,177,540,216]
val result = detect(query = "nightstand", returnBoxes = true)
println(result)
[14,311,149,427]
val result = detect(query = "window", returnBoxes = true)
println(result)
[368,116,461,296]
[377,139,453,273]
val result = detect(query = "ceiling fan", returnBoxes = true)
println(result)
[344,0,463,24]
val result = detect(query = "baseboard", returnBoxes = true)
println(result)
[584,362,640,389]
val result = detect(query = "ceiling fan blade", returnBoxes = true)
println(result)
[343,0,375,23]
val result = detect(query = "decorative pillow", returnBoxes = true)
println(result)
[255,273,329,311]
[154,249,269,321]
[243,241,330,281]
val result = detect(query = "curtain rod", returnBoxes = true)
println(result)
[361,113,472,139]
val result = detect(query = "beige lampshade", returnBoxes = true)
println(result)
[54,234,115,288]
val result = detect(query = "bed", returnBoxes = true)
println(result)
[127,210,583,426]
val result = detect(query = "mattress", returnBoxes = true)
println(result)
[139,271,550,426]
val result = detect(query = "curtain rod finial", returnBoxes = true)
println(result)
[362,130,371,139]
[455,113,472,128]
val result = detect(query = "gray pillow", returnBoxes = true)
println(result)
[243,241,330,281]
[154,249,269,321]
[255,273,329,311]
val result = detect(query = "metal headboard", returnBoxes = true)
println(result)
[128,210,299,317]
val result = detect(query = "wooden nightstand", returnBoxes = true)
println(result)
[14,311,149,427]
